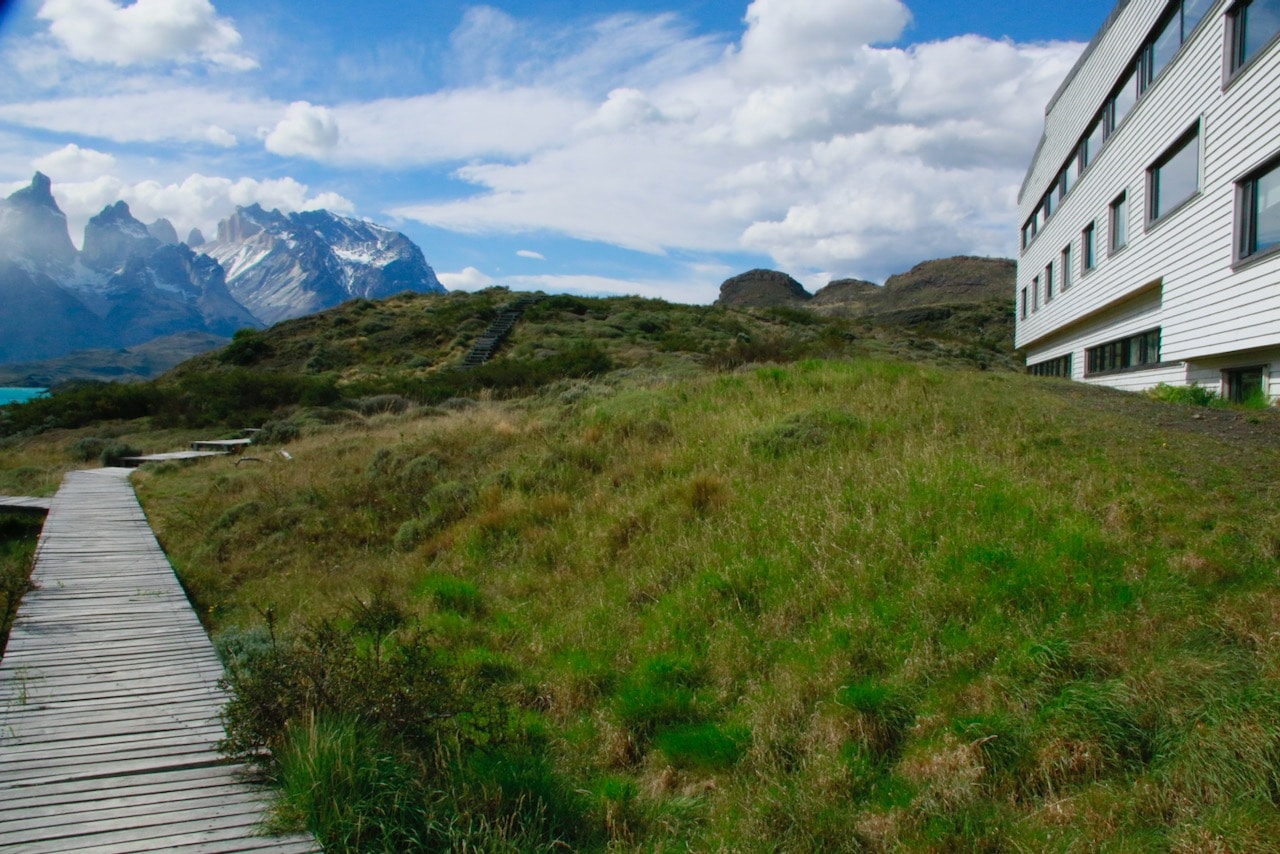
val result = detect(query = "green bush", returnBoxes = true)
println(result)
[68,437,107,462]
[1148,382,1220,407]
[100,442,141,467]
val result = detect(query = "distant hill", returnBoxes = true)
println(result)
[717,256,1016,354]
[716,256,1013,313]
[0,331,227,387]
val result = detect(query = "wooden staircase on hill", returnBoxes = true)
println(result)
[460,295,542,368]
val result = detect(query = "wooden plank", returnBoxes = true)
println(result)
[0,469,318,853]
[0,495,52,514]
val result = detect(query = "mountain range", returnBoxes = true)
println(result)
[0,174,446,364]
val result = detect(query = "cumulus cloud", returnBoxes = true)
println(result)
[32,143,115,181]
[36,0,256,69]
[517,250,546,260]
[438,267,496,291]
[264,101,340,158]
[48,173,354,248]
[393,2,1083,282]
[736,0,912,74]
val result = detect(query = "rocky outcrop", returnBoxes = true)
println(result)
[715,269,811,308]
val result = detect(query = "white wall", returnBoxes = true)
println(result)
[1016,0,1280,391]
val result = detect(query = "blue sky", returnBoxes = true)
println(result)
[0,0,1115,302]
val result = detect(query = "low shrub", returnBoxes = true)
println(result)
[100,442,141,467]
[68,437,107,462]
[1148,382,1220,407]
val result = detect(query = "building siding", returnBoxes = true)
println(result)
[1017,0,1280,397]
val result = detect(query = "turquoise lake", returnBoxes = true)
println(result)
[0,388,47,405]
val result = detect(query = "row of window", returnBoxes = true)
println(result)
[1026,329,1162,379]
[1022,0,1279,250]
[1027,354,1073,377]
[1020,124,1207,321]
[1087,328,1164,375]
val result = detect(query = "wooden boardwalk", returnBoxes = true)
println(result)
[0,496,52,514]
[0,468,320,853]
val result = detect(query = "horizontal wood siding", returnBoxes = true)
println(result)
[1018,0,1280,390]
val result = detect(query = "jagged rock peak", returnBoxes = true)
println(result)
[9,172,58,209]
[715,269,811,308]
[186,227,206,248]
[0,172,77,269]
[147,218,180,245]
[82,200,159,273]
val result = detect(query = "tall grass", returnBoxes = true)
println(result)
[132,357,1280,850]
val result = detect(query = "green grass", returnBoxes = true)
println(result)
[118,354,1280,850]
[3,282,1274,850]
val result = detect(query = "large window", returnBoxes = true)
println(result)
[1082,222,1097,273]
[1110,192,1129,252]
[1109,68,1140,133]
[1238,156,1280,260]
[1087,329,1163,375]
[1230,0,1280,72]
[1149,126,1201,223]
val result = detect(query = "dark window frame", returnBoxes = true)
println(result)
[1086,328,1164,376]
[1082,222,1097,274]
[1028,353,1074,378]
[1147,123,1202,227]
[1228,0,1280,76]
[1235,150,1280,265]
[1110,191,1130,254]
[1061,244,1073,292]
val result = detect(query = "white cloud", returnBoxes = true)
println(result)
[736,0,912,75]
[391,5,1084,281]
[37,0,256,69]
[48,173,354,248]
[264,101,340,158]
[438,267,496,291]
[517,250,546,260]
[32,143,115,181]
[0,88,274,146]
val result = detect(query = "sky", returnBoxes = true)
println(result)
[0,0,1119,303]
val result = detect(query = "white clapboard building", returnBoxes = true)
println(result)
[1016,0,1280,402]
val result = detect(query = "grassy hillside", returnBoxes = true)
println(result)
[0,289,1017,439]
[122,355,1280,851]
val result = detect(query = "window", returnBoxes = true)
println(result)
[1044,183,1057,218]
[1082,223,1097,273]
[1238,156,1280,260]
[1225,365,1267,402]
[1230,0,1280,72]
[1045,262,1055,302]
[1087,328,1162,375]
[1183,0,1216,37]
[1109,67,1139,133]
[1147,11,1182,84]
[1083,117,1105,169]
[1061,245,1073,291]
[1029,354,1073,378]
[1032,276,1040,311]
[1110,192,1129,252]
[1149,126,1201,223]
[1020,287,1028,319]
